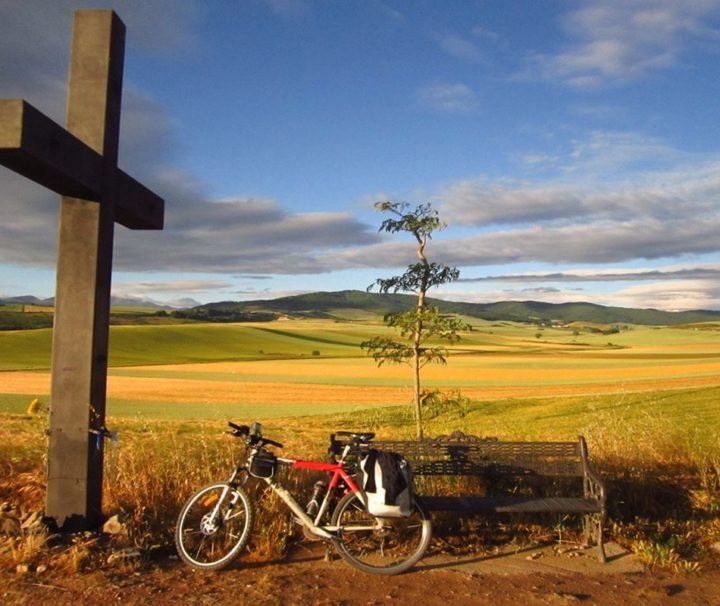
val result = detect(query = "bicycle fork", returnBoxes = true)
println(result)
[203,484,241,532]
[203,470,247,531]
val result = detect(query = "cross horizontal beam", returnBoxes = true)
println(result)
[113,169,165,230]
[0,100,102,199]
[0,99,163,230]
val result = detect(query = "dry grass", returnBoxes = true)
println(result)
[3,321,719,573]
[0,414,325,573]
[1,403,719,574]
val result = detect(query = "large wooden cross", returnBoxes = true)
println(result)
[0,10,164,530]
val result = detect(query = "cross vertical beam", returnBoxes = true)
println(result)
[46,11,125,529]
[0,9,164,531]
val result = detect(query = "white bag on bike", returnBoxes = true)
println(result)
[360,449,413,518]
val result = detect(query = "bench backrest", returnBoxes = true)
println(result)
[372,433,590,478]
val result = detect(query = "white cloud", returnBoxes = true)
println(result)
[110,180,379,274]
[418,83,477,112]
[458,263,720,284]
[565,131,685,176]
[438,178,586,226]
[448,263,720,310]
[0,1,381,278]
[0,1,202,122]
[377,3,404,22]
[529,1,720,87]
[113,279,232,296]
[443,281,720,312]
[307,135,720,278]
[471,26,501,43]
[3,1,720,313]
[432,32,485,63]
[1,152,380,277]
[325,209,720,271]
[234,288,311,301]
[437,131,720,231]
[436,218,720,266]
[607,280,720,311]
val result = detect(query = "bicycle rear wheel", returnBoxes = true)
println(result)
[331,491,432,575]
[175,482,254,570]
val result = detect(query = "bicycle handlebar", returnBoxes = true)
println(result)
[228,421,249,434]
[227,421,283,449]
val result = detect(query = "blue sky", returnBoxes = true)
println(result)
[2,0,720,310]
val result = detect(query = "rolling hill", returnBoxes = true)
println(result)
[5,290,720,328]
[193,290,720,326]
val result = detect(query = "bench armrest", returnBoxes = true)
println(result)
[583,466,604,502]
[578,436,605,507]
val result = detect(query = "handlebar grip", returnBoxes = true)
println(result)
[226,422,281,448]
[228,422,250,437]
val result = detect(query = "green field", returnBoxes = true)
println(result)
[2,319,720,435]
[2,317,720,574]
[4,317,720,371]
[0,321,390,370]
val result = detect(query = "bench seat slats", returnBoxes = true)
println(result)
[411,460,585,476]
[359,432,608,563]
[419,495,603,514]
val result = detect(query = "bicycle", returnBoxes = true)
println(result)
[174,421,432,575]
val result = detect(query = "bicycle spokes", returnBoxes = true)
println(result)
[175,483,254,570]
[331,492,432,575]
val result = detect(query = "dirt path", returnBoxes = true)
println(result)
[3,546,720,606]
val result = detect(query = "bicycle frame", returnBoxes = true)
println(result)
[265,457,363,540]
[216,429,377,542]
[176,423,432,575]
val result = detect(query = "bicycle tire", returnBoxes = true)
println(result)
[330,491,432,575]
[175,482,254,570]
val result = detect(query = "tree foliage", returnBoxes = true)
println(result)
[361,201,470,438]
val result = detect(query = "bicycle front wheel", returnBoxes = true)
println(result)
[331,491,432,575]
[175,482,254,570]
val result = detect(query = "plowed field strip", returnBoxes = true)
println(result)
[112,358,720,383]
[4,371,720,406]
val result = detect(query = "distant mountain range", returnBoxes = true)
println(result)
[0,295,180,308]
[0,295,56,306]
[4,290,720,326]
[193,289,720,326]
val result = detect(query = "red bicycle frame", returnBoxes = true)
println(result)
[291,459,361,493]
[251,456,363,540]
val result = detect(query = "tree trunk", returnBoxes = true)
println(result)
[412,339,423,440]
[413,234,430,440]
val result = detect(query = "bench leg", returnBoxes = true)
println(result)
[596,512,607,563]
[582,514,592,548]
[583,513,607,563]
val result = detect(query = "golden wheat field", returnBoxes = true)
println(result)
[2,320,720,583]
[4,346,720,409]
[3,319,720,418]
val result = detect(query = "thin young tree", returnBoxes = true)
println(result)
[361,201,469,439]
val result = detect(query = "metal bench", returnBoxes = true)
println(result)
[370,432,607,562]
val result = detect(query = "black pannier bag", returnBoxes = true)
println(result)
[360,449,413,517]
[249,449,277,479]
